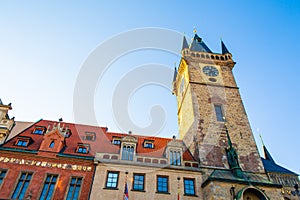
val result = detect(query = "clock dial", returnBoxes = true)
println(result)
[202,66,219,77]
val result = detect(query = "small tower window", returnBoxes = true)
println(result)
[214,104,224,122]
[49,141,55,148]
[180,78,185,94]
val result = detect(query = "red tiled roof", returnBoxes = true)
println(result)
[2,120,196,161]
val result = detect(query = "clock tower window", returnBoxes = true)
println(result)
[214,104,225,122]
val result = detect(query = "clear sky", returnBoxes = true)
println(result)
[1,1,299,174]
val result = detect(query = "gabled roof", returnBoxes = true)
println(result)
[261,145,298,175]
[1,120,196,162]
[190,34,212,53]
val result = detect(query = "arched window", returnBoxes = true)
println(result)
[49,141,55,148]
[122,145,134,161]
[170,151,181,166]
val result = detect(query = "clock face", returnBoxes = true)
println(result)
[202,66,219,77]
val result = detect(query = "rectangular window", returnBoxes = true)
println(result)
[144,140,154,148]
[184,178,195,196]
[157,176,168,193]
[214,105,224,122]
[16,139,29,147]
[66,177,82,200]
[133,174,145,191]
[0,170,7,185]
[76,144,89,154]
[33,127,45,134]
[39,174,58,200]
[112,138,121,145]
[84,132,96,141]
[77,147,87,154]
[105,171,119,189]
[11,172,32,200]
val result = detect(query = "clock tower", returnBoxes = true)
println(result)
[172,32,264,173]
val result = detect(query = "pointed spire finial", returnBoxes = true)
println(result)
[193,27,197,34]
[221,40,230,54]
[182,35,189,50]
[259,133,265,146]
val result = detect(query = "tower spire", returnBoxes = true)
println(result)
[182,35,189,50]
[260,134,276,163]
[189,30,212,53]
[221,40,230,54]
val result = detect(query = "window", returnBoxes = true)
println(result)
[144,140,154,148]
[39,174,58,200]
[65,129,72,138]
[33,127,45,134]
[122,145,134,161]
[16,139,29,147]
[133,174,145,191]
[180,78,185,94]
[11,172,32,200]
[0,170,7,185]
[84,132,95,141]
[66,177,82,200]
[170,151,181,166]
[214,105,224,122]
[112,137,121,145]
[76,144,89,154]
[49,141,55,148]
[184,178,195,196]
[105,171,119,189]
[157,176,168,193]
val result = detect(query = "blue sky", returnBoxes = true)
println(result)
[1,1,299,173]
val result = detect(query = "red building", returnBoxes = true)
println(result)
[0,119,106,200]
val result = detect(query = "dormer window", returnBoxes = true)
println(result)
[120,136,137,161]
[15,138,30,147]
[64,129,72,138]
[144,140,154,148]
[122,145,134,161]
[76,144,89,154]
[112,137,121,145]
[170,150,181,166]
[84,132,96,141]
[33,126,45,135]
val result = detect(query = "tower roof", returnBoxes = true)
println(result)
[261,145,298,175]
[221,40,230,54]
[263,145,275,163]
[190,33,212,53]
[182,36,189,50]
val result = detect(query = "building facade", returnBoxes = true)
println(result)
[0,118,105,200]
[0,31,299,200]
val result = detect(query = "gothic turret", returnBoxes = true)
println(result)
[0,98,15,144]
